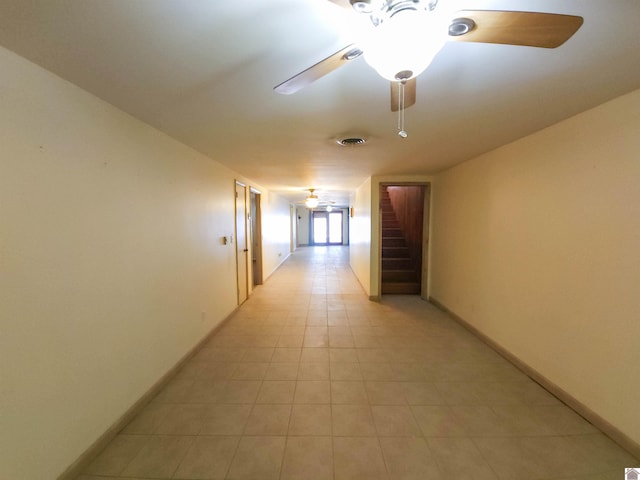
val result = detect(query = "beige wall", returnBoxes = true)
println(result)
[256,190,292,279]
[0,47,290,478]
[430,89,640,447]
[349,177,372,296]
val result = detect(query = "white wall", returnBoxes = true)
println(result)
[349,177,372,296]
[0,47,290,479]
[430,89,640,447]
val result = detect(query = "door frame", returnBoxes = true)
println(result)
[250,187,263,287]
[234,181,249,305]
[378,182,431,299]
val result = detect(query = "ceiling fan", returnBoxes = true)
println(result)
[297,189,337,209]
[274,0,583,118]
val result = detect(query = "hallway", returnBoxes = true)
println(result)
[79,246,637,480]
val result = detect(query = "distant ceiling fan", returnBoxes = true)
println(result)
[297,189,336,209]
[274,0,583,116]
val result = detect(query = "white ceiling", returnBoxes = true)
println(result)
[1,0,639,205]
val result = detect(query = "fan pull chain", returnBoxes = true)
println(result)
[397,80,407,138]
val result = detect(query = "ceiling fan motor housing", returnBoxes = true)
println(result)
[350,0,438,26]
[350,0,376,13]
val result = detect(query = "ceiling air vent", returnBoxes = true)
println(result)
[336,136,367,146]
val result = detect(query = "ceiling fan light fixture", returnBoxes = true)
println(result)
[363,9,445,81]
[304,189,320,209]
[305,197,319,208]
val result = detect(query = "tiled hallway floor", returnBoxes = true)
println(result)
[79,246,638,480]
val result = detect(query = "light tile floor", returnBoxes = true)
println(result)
[79,246,638,480]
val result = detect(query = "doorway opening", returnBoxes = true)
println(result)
[380,184,430,295]
[312,210,343,245]
[250,188,263,287]
[235,181,248,305]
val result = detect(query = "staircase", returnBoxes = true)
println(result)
[380,188,421,294]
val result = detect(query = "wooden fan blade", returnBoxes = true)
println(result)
[274,44,362,95]
[390,78,416,112]
[448,11,583,48]
[327,0,352,10]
